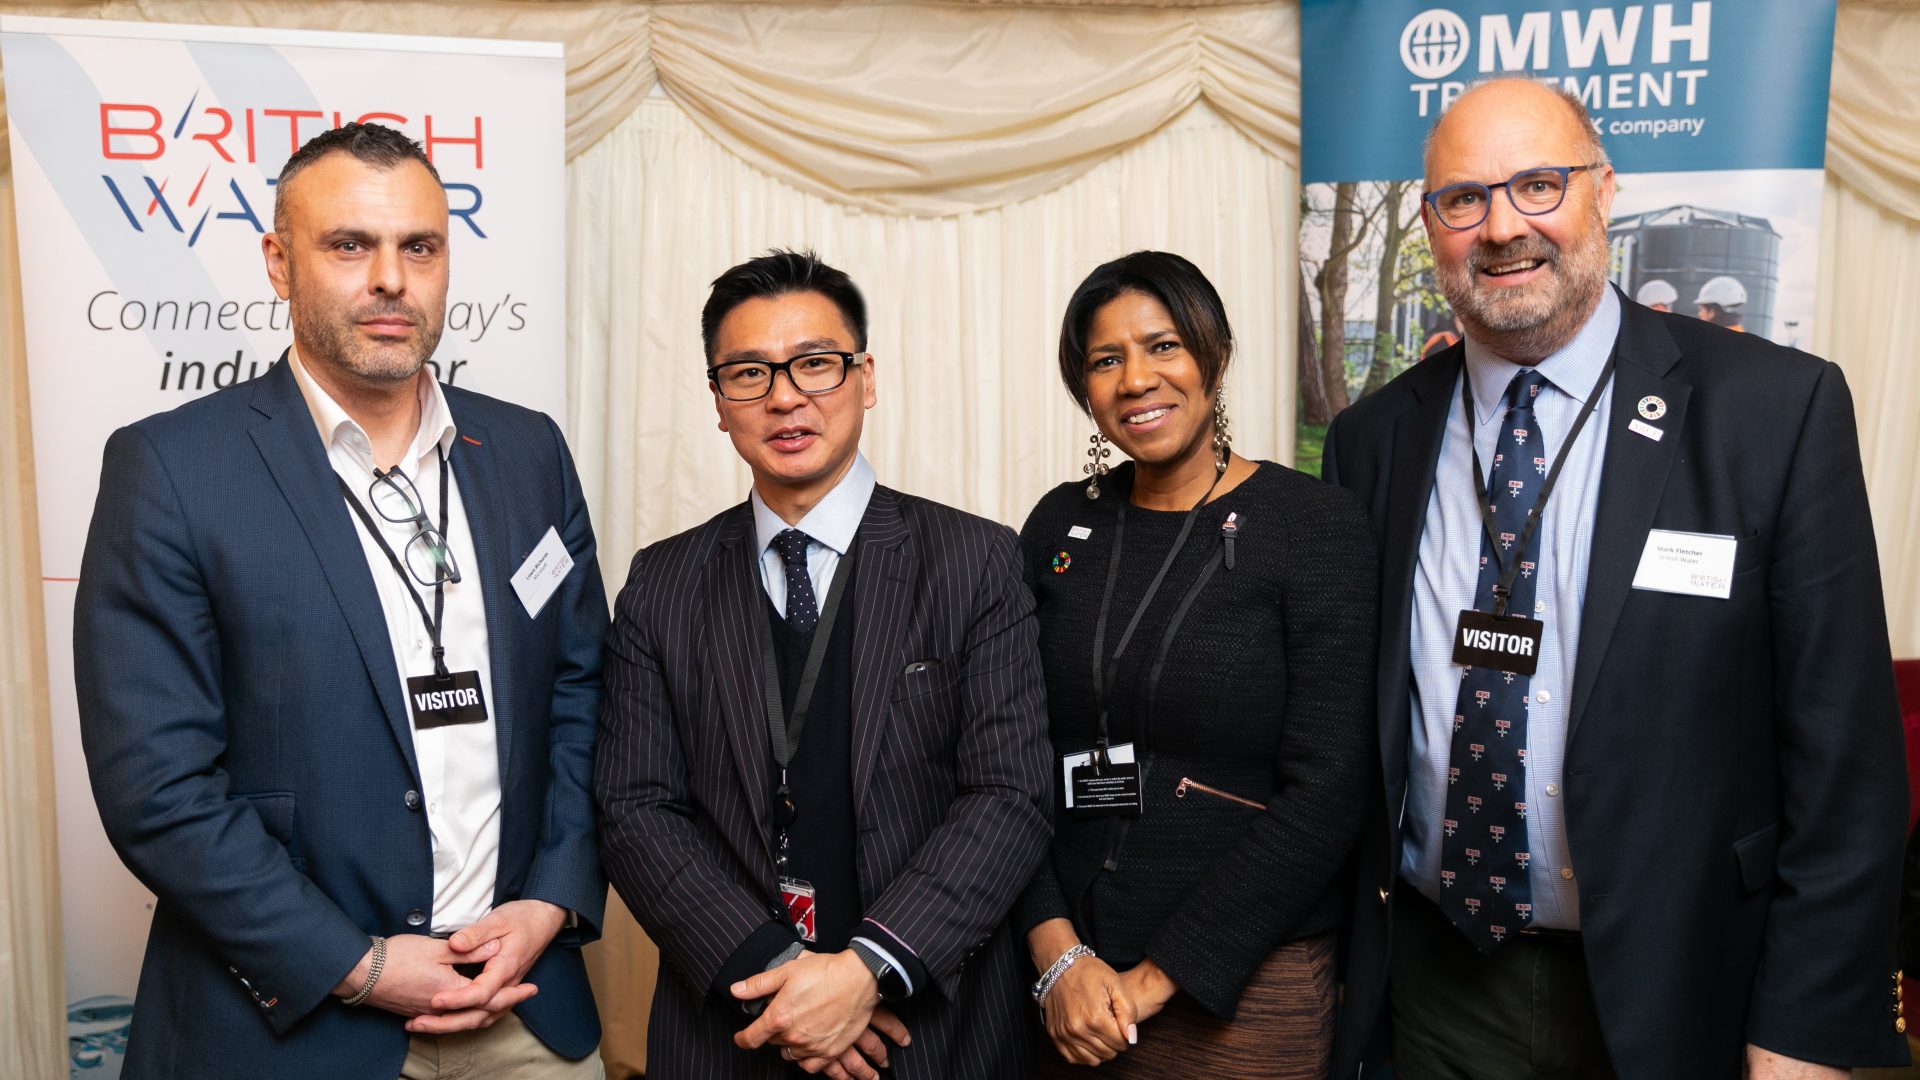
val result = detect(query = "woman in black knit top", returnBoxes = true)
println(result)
[1018,252,1378,1077]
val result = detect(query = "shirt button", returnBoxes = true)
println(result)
[1546,783,1561,797]
[1535,600,1545,615]
[1560,867,1575,880]
[406,909,427,927]
[1535,690,1551,704]
[404,790,421,811]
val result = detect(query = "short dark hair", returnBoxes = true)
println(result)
[273,122,441,232]
[1057,251,1233,410]
[701,249,867,361]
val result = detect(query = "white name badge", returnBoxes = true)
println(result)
[1631,529,1737,600]
[1060,742,1135,810]
[511,526,574,618]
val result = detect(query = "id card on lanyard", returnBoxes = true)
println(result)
[1449,355,1616,677]
[1068,468,1227,818]
[338,449,490,731]
[755,542,858,942]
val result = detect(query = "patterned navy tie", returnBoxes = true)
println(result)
[772,528,820,634]
[1439,368,1550,952]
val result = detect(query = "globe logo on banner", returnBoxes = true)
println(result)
[1400,8,1470,80]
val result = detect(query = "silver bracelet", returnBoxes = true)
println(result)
[1031,944,1094,1008]
[343,935,387,1007]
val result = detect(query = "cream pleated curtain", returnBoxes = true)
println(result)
[569,94,1295,571]
[2,2,1919,1076]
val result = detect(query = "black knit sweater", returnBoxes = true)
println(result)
[1012,461,1378,1019]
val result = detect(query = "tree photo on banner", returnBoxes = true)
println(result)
[1295,0,1837,475]
[0,16,565,1077]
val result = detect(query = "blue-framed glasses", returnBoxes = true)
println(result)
[1423,164,1604,231]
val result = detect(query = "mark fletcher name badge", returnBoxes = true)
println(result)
[1631,529,1737,600]
[511,526,573,619]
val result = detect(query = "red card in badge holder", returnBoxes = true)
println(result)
[779,877,817,943]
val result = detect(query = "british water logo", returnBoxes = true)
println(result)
[98,93,489,244]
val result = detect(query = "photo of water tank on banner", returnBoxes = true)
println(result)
[0,17,565,1077]
[1293,0,1836,474]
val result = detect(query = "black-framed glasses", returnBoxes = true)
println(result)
[707,351,869,402]
[1423,164,1604,231]
[368,467,462,587]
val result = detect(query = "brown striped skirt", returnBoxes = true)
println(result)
[1036,933,1336,1080]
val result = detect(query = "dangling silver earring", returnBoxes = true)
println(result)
[1084,431,1112,499]
[1212,385,1232,474]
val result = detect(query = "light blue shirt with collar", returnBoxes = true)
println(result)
[747,452,913,987]
[1403,286,1621,930]
[750,452,876,616]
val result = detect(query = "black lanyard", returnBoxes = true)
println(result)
[1088,467,1224,754]
[338,448,453,679]
[754,541,858,838]
[1462,355,1616,617]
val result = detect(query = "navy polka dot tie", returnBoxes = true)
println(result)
[772,529,819,634]
[1439,368,1549,952]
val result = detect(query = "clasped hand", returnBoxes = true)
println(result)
[1042,953,1177,1066]
[731,949,912,1080]
[331,898,567,1034]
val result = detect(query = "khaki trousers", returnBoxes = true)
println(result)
[399,1009,605,1080]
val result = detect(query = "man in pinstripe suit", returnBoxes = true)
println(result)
[595,251,1053,1079]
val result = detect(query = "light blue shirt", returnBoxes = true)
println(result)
[750,453,876,616]
[748,453,911,985]
[1402,287,1620,930]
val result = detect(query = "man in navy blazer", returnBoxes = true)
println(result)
[75,123,607,1079]
[1324,79,1908,1079]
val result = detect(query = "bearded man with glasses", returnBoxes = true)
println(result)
[595,249,1051,1080]
[1324,78,1908,1080]
[74,122,609,1080]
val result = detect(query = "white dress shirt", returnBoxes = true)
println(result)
[1403,287,1620,930]
[289,348,501,933]
[746,452,912,989]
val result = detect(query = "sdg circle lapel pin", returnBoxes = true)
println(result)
[1637,395,1667,421]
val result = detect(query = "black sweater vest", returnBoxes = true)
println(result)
[764,587,860,951]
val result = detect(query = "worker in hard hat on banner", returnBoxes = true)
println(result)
[1635,278,1678,312]
[1694,275,1747,331]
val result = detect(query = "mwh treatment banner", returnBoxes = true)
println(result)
[1292,0,1836,474]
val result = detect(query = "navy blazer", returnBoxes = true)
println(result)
[1324,293,1910,1078]
[74,356,608,1080]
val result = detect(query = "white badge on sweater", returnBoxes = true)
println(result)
[1631,529,1736,600]
[511,527,574,618]
[1059,742,1135,810]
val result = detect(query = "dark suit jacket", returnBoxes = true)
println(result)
[74,357,608,1080]
[595,486,1052,1080]
[1323,293,1910,1079]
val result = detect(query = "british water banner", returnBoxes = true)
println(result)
[1294,0,1837,473]
[0,17,565,1075]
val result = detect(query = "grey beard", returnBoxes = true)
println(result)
[1437,225,1611,364]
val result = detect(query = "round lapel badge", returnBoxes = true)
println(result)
[1051,551,1072,574]
[1637,395,1667,421]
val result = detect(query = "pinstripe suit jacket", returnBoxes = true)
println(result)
[596,485,1052,1079]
